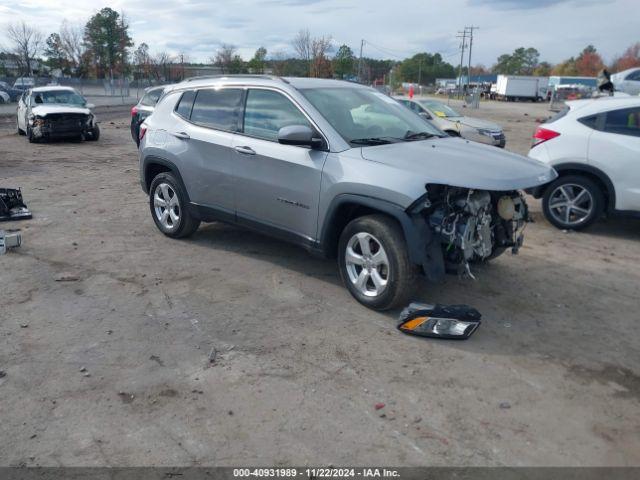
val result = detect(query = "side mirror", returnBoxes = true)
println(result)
[419,112,432,120]
[277,125,323,149]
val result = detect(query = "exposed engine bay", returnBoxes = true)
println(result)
[416,184,529,277]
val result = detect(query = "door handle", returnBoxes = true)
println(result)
[171,131,190,140]
[234,146,256,155]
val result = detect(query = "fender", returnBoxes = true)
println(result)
[319,194,445,282]
[140,155,190,202]
[528,162,616,213]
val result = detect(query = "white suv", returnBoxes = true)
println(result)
[528,97,640,230]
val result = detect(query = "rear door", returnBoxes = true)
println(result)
[588,106,640,210]
[233,88,328,242]
[172,87,244,216]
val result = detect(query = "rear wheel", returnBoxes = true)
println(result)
[149,172,200,238]
[338,214,417,311]
[542,175,604,230]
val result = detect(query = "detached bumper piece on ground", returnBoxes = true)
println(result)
[0,229,22,255]
[398,302,482,340]
[0,188,32,222]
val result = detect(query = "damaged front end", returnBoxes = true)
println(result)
[30,112,93,140]
[409,184,530,279]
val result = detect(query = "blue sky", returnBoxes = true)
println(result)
[0,0,636,66]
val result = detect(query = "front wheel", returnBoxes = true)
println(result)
[338,214,417,311]
[86,124,100,141]
[149,172,200,238]
[542,175,604,230]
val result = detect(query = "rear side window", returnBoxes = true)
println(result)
[243,89,311,141]
[175,90,196,119]
[141,88,163,106]
[626,70,640,81]
[603,107,640,137]
[190,88,244,131]
[578,114,598,130]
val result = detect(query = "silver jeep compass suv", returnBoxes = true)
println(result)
[139,76,555,310]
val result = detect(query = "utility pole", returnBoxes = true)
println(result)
[466,26,478,91]
[358,39,365,83]
[456,30,467,98]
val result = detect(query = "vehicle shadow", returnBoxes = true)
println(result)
[583,216,640,240]
[185,220,638,369]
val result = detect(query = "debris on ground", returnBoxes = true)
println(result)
[208,347,217,364]
[0,370,6,379]
[374,402,385,410]
[398,302,482,340]
[117,392,135,404]
[0,229,22,255]
[0,188,32,222]
[20,323,28,328]
[55,274,80,282]
[500,402,512,409]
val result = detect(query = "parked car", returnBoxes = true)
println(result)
[396,97,506,147]
[528,96,640,230]
[131,86,166,146]
[16,86,100,143]
[138,76,555,310]
[0,81,22,102]
[13,77,35,91]
[611,67,640,96]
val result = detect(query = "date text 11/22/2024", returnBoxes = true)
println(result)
[233,468,400,478]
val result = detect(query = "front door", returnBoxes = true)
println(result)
[233,88,328,243]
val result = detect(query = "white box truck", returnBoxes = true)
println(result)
[494,75,549,101]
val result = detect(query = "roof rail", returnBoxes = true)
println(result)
[181,74,289,84]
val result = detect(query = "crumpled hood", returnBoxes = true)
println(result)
[450,115,502,131]
[31,105,91,117]
[360,137,557,191]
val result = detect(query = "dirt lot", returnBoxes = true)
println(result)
[1,100,639,467]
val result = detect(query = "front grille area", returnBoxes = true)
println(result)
[44,113,89,133]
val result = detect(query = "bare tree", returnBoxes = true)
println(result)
[292,29,311,65]
[6,21,43,76]
[58,21,87,76]
[310,35,333,77]
[153,51,174,80]
[213,44,237,73]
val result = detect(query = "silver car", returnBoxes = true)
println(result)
[139,76,554,310]
[396,97,506,147]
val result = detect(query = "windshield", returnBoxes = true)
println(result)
[419,100,461,118]
[33,90,86,106]
[300,87,444,145]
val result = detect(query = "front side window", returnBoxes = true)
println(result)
[190,88,243,131]
[603,107,640,137]
[243,89,311,141]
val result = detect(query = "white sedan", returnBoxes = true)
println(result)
[528,96,640,229]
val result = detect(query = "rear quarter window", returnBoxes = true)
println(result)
[174,90,196,119]
[578,114,599,129]
[141,89,163,106]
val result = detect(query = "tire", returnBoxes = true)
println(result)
[27,126,37,143]
[542,175,604,230]
[338,214,417,311]
[149,172,200,238]
[86,124,100,141]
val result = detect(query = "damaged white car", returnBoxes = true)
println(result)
[17,86,100,143]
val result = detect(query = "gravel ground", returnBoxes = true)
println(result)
[0,99,639,467]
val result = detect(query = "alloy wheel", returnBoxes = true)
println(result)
[548,183,593,227]
[344,232,390,297]
[153,183,180,230]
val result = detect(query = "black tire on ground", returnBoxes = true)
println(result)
[542,175,604,231]
[338,214,418,311]
[86,124,100,141]
[27,126,37,143]
[149,172,200,239]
